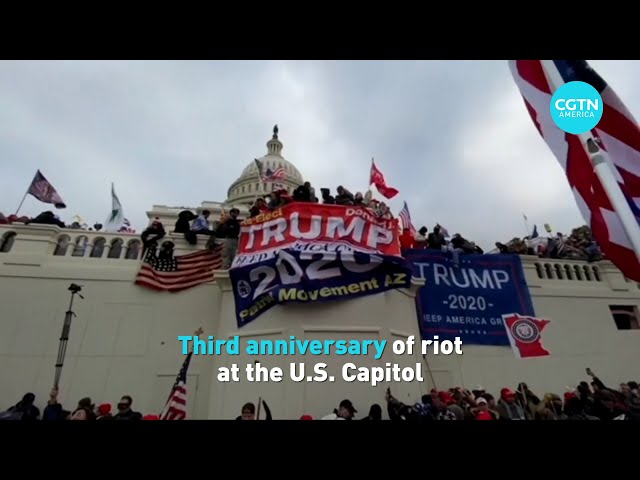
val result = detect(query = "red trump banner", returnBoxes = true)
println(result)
[237,203,401,259]
[502,313,551,359]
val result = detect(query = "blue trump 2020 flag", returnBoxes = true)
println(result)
[230,248,413,328]
[405,250,535,346]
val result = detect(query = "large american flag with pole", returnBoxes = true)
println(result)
[160,350,193,420]
[510,60,640,282]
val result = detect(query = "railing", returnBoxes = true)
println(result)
[2,223,639,291]
[0,223,208,261]
[531,259,602,282]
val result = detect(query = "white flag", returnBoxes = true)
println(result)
[105,183,125,232]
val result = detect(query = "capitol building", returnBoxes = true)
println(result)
[1,128,640,419]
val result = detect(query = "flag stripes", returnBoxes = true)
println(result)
[398,201,416,236]
[262,167,286,182]
[510,59,640,282]
[160,351,193,420]
[135,244,224,292]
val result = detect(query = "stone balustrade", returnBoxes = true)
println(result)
[0,223,209,261]
[1,223,639,293]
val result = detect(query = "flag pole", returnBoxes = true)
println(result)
[541,60,640,264]
[14,191,29,216]
[15,171,37,215]
[253,161,263,204]
[522,213,530,238]
[421,354,437,391]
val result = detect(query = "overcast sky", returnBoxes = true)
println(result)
[1,60,638,250]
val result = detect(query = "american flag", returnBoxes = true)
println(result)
[510,60,640,282]
[118,217,135,234]
[398,201,416,236]
[160,351,193,420]
[262,167,286,182]
[135,244,223,292]
[26,170,66,208]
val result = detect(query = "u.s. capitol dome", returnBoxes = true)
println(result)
[226,125,305,205]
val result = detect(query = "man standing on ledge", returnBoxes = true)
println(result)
[217,208,241,269]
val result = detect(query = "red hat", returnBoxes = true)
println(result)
[564,391,576,402]
[98,403,112,416]
[299,415,314,420]
[143,414,160,420]
[501,388,516,398]
[438,391,455,405]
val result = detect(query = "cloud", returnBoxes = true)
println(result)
[0,60,638,249]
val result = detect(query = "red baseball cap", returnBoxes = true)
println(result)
[501,388,516,398]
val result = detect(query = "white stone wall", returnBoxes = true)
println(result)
[1,223,640,419]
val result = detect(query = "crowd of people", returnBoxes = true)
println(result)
[0,211,135,233]
[375,369,640,421]
[3,369,638,421]
[0,389,150,421]
[494,225,602,262]
[0,183,606,266]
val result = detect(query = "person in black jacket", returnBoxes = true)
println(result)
[361,404,382,420]
[3,393,40,420]
[29,211,65,228]
[218,208,241,269]
[334,186,354,206]
[321,188,335,204]
[141,219,166,256]
[292,182,312,202]
[174,210,197,245]
[113,395,142,420]
[236,400,272,420]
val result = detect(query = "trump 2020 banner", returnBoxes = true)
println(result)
[230,247,412,327]
[230,203,410,327]
[404,250,535,346]
[236,203,402,259]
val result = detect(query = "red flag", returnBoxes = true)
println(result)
[502,313,551,358]
[27,170,66,208]
[369,160,399,199]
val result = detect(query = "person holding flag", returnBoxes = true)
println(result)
[160,327,202,420]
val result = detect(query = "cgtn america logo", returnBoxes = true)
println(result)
[555,98,599,118]
[550,81,603,135]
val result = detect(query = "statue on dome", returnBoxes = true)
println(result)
[273,124,278,138]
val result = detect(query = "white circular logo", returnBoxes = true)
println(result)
[511,318,539,344]
[236,280,252,299]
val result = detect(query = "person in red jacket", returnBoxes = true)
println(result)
[399,228,415,255]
